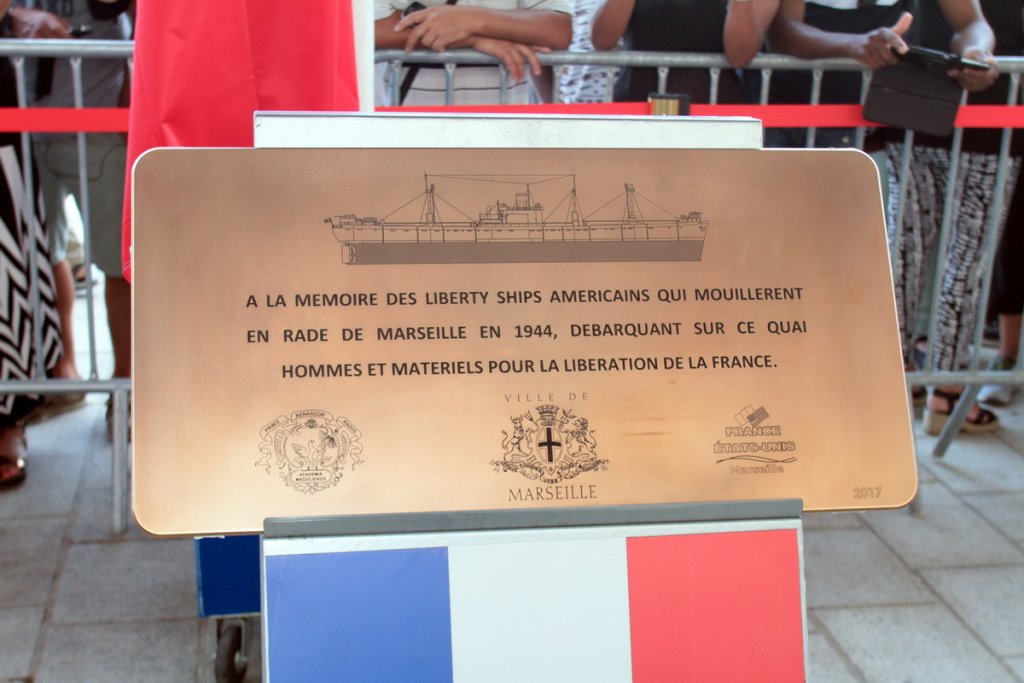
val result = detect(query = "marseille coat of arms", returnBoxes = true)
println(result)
[493,404,607,483]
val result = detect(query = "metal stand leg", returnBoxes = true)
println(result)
[111,386,130,534]
[930,384,981,459]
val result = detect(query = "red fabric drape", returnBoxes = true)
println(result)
[122,0,360,279]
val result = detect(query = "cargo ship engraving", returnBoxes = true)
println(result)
[323,174,708,265]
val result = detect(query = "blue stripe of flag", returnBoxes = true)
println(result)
[265,547,454,682]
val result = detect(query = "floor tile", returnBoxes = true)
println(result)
[803,528,932,608]
[922,566,1024,657]
[36,620,197,683]
[1004,655,1024,680]
[862,483,1024,568]
[963,491,1024,544]
[0,516,65,610]
[70,486,150,543]
[0,516,65,562]
[52,540,196,624]
[919,435,1024,494]
[0,555,60,608]
[0,450,81,519]
[993,402,1024,454]
[806,632,860,683]
[0,606,44,679]
[817,604,1017,683]
[803,511,865,531]
[914,458,939,484]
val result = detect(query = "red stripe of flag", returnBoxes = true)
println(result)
[626,529,805,682]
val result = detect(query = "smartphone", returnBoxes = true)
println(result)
[69,24,92,37]
[401,2,426,17]
[898,45,991,72]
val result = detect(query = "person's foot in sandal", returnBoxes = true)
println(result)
[0,423,27,489]
[923,387,999,436]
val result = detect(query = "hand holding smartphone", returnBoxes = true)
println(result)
[897,45,991,72]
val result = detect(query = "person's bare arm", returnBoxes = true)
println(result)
[590,0,633,51]
[471,36,548,80]
[394,6,571,53]
[937,0,997,90]
[376,11,409,49]
[723,0,781,67]
[9,5,70,38]
[769,0,912,68]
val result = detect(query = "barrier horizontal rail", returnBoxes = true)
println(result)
[2,39,1021,78]
[0,37,132,59]
[376,48,1024,73]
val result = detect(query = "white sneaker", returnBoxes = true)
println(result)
[978,357,1019,406]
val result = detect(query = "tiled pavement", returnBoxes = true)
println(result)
[1,286,1023,682]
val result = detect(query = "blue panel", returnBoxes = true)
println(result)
[195,535,261,617]
[265,547,453,683]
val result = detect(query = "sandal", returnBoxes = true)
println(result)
[923,388,999,436]
[0,424,27,489]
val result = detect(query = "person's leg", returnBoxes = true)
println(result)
[62,196,87,288]
[999,313,1022,359]
[0,420,26,488]
[883,142,929,406]
[105,274,131,378]
[81,134,130,438]
[887,143,993,430]
[49,260,78,375]
[35,139,81,382]
[0,399,36,488]
[925,151,1021,433]
[978,173,1024,405]
[86,134,129,377]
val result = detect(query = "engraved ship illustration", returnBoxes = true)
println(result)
[323,174,708,265]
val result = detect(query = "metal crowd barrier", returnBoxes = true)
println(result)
[0,39,133,533]
[2,41,1022,530]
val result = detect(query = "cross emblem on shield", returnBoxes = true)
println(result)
[537,425,563,463]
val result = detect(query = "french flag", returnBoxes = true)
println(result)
[264,524,805,682]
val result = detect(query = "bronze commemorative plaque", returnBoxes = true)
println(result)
[132,147,917,536]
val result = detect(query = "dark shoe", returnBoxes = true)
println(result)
[923,388,999,436]
[0,424,27,489]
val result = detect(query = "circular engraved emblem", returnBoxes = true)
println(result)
[256,410,363,494]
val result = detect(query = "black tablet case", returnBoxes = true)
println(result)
[863,61,963,137]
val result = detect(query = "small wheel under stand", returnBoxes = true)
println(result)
[215,618,249,683]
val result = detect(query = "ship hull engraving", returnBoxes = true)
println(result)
[325,174,708,265]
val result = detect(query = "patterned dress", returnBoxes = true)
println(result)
[0,58,62,420]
